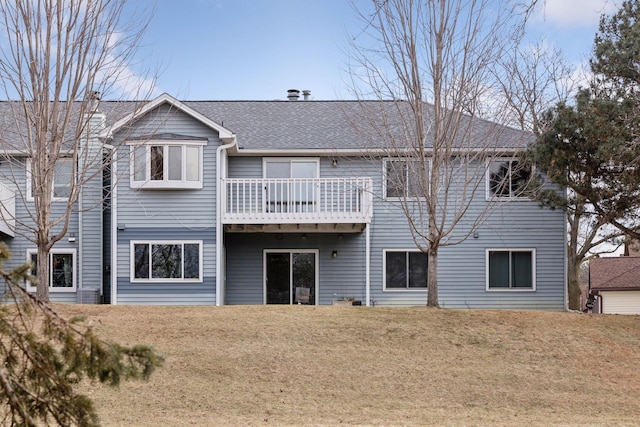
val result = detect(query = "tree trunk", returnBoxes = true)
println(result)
[427,247,439,307]
[36,244,50,303]
[567,254,581,311]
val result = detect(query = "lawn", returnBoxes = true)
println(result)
[56,305,640,426]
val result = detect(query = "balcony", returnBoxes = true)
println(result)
[222,177,372,232]
[0,182,15,238]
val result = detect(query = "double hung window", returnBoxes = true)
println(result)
[384,159,424,199]
[27,158,74,200]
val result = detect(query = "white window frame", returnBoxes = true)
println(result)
[262,157,320,179]
[485,248,536,291]
[383,158,426,200]
[263,249,319,305]
[383,249,429,291]
[486,157,533,201]
[130,240,203,283]
[26,158,74,201]
[26,248,77,292]
[128,140,206,190]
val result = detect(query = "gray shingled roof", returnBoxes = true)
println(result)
[0,99,533,152]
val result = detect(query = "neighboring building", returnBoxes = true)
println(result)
[0,92,567,309]
[589,241,640,315]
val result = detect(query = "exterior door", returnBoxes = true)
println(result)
[265,250,317,304]
[264,159,319,213]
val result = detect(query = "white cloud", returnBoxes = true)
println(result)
[539,0,620,27]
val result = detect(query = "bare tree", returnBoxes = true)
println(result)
[348,0,540,307]
[498,40,577,136]
[496,39,621,310]
[0,0,155,302]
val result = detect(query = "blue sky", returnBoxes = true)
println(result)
[132,0,620,100]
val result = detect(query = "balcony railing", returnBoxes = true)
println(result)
[0,182,15,237]
[222,177,372,225]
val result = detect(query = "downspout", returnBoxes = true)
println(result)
[216,136,237,306]
[564,204,569,311]
[110,154,118,305]
[365,223,371,306]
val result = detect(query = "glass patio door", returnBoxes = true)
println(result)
[264,159,318,213]
[265,250,317,304]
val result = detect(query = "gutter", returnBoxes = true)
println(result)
[216,136,237,306]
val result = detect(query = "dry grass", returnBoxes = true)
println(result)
[54,305,640,426]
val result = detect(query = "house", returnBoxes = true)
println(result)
[0,92,567,309]
[589,241,640,315]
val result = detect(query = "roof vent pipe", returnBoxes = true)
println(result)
[302,90,311,100]
[287,89,300,101]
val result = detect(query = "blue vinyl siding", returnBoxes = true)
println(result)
[0,156,82,299]
[225,232,366,305]
[225,155,565,309]
[111,104,220,305]
[115,227,216,305]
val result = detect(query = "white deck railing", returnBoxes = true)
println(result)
[0,181,15,237]
[222,177,372,224]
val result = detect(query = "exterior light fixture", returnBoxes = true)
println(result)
[332,250,338,258]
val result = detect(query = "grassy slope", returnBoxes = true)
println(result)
[59,305,640,426]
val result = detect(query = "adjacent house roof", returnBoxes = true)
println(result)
[590,256,640,291]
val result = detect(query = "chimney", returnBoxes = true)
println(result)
[287,89,300,101]
[302,90,311,100]
[87,90,101,112]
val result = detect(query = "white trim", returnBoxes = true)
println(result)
[25,158,74,202]
[26,248,77,292]
[216,137,237,306]
[111,157,118,304]
[129,240,203,283]
[262,157,320,178]
[365,224,371,306]
[485,157,533,201]
[263,249,319,305]
[129,142,205,190]
[382,249,429,291]
[231,147,526,157]
[100,93,235,141]
[485,248,537,291]
[382,157,426,200]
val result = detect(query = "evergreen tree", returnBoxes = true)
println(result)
[530,0,640,309]
[0,244,163,426]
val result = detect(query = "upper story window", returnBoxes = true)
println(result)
[384,158,424,199]
[27,158,74,201]
[129,140,205,190]
[487,158,533,199]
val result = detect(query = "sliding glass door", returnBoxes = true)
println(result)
[265,250,317,304]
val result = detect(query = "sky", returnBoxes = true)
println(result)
[127,0,621,100]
